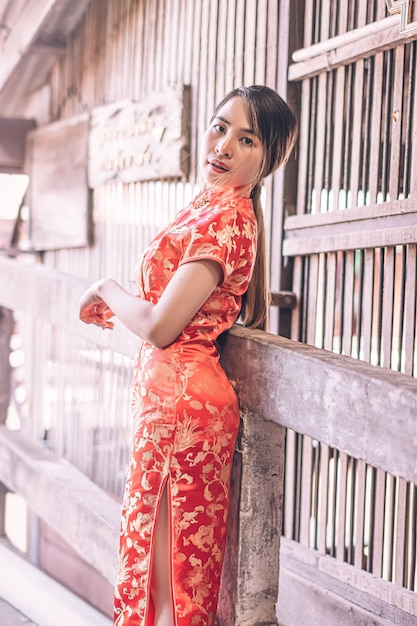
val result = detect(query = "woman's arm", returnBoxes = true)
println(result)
[79,259,223,348]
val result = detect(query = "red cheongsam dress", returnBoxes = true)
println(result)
[114,189,257,626]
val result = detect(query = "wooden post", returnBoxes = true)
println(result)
[218,410,286,626]
[0,305,13,535]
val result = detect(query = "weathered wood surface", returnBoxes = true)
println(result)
[278,537,417,625]
[283,198,417,255]
[25,114,90,251]
[220,326,417,485]
[0,118,35,173]
[288,14,417,80]
[0,425,120,584]
[1,255,416,485]
[0,0,92,114]
[88,87,191,187]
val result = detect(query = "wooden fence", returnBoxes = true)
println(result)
[0,255,416,625]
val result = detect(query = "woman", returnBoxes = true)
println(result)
[79,85,297,626]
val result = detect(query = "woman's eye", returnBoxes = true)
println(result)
[213,124,224,133]
[241,136,253,146]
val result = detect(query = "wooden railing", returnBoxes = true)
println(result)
[1,254,417,625]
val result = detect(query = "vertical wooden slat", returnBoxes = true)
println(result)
[394,478,408,586]
[389,46,405,202]
[215,0,228,101]
[336,451,348,562]
[234,0,245,87]
[254,0,267,84]
[284,428,297,539]
[342,250,355,356]
[290,255,303,341]
[306,254,319,345]
[324,252,337,351]
[349,52,364,206]
[312,73,327,214]
[296,80,312,215]
[410,42,417,196]
[382,247,395,369]
[303,0,314,47]
[369,468,386,576]
[403,245,417,376]
[299,435,313,547]
[317,443,330,554]
[224,0,237,94]
[368,53,384,204]
[331,67,345,211]
[243,0,256,84]
[354,459,366,568]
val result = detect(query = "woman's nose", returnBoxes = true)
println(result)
[215,135,232,157]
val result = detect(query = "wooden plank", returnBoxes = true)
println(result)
[361,249,375,362]
[410,39,417,196]
[284,428,297,538]
[317,443,330,554]
[243,0,257,84]
[403,245,417,376]
[394,477,408,585]
[370,469,386,578]
[295,80,312,215]
[0,425,120,584]
[280,537,417,620]
[299,435,313,546]
[330,67,345,211]
[354,459,366,569]
[220,326,417,485]
[324,253,337,351]
[336,452,348,561]
[342,251,354,356]
[389,45,405,201]
[306,254,319,344]
[288,15,412,81]
[369,52,384,203]
[284,223,417,255]
[285,196,417,229]
[283,199,417,255]
[382,247,395,369]
[312,74,327,214]
[290,255,303,340]
[25,113,90,251]
[349,58,364,211]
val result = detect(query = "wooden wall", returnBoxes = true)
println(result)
[5,0,417,623]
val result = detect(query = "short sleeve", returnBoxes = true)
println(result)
[179,201,257,291]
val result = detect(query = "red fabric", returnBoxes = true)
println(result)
[114,190,257,625]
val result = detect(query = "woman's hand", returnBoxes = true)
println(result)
[79,279,115,329]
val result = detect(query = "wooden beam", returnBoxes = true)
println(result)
[282,198,417,255]
[288,14,416,81]
[278,537,417,624]
[220,326,417,485]
[0,425,120,584]
[0,0,59,92]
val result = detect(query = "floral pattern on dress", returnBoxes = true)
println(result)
[114,190,257,625]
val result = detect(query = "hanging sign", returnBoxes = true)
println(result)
[88,85,190,188]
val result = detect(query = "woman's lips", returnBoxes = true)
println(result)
[208,159,229,173]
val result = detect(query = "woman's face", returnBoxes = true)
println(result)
[199,96,265,195]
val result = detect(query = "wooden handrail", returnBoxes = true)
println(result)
[1,255,417,483]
